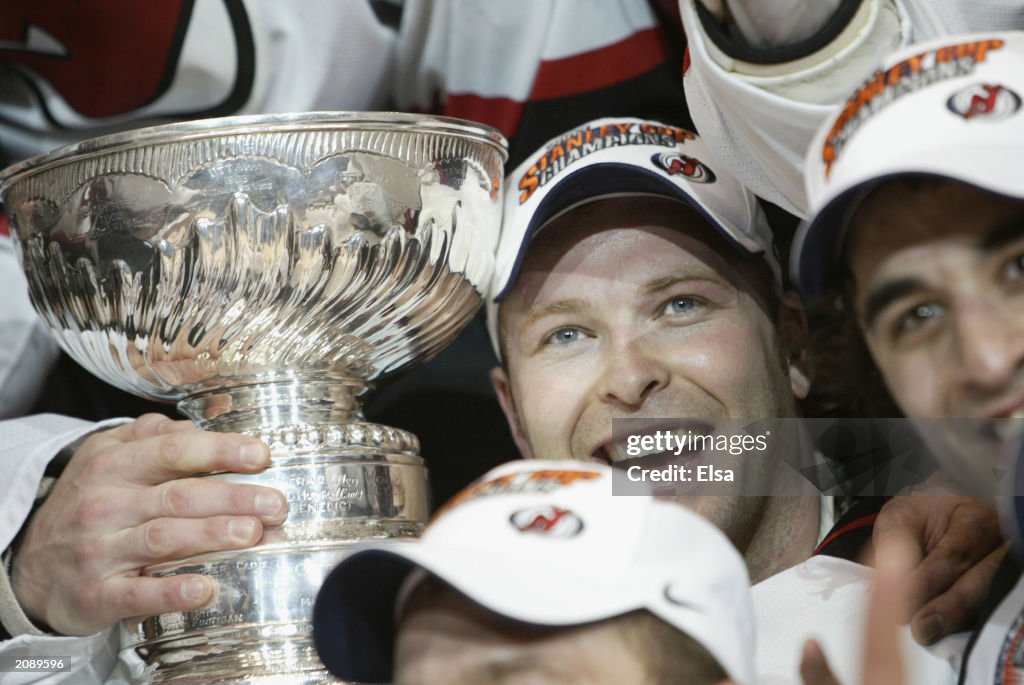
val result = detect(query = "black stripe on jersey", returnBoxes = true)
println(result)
[814,496,883,562]
[369,0,403,32]
[695,0,863,65]
[166,0,256,119]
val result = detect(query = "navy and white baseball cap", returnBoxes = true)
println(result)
[312,460,755,685]
[793,31,1024,300]
[485,116,780,357]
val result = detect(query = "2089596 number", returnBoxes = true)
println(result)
[1,657,68,672]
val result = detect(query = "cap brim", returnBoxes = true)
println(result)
[313,547,415,683]
[313,541,650,682]
[792,180,877,301]
[492,162,763,302]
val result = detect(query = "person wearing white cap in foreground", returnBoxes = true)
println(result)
[792,31,1024,684]
[481,116,962,683]
[313,459,753,685]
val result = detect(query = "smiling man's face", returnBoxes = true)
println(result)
[490,197,808,536]
[846,180,1024,491]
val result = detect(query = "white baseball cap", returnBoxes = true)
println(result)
[793,31,1024,299]
[312,459,755,684]
[485,116,780,357]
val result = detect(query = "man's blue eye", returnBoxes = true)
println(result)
[545,327,583,345]
[664,297,699,315]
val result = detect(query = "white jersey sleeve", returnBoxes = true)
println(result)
[681,0,1024,217]
[0,629,141,685]
[680,0,907,216]
[0,415,123,554]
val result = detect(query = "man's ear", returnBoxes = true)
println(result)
[778,291,812,400]
[489,366,535,458]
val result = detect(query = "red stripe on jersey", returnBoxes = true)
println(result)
[683,46,691,77]
[530,27,668,101]
[0,2,192,118]
[442,95,526,140]
[442,27,671,140]
[0,214,9,238]
[813,513,878,556]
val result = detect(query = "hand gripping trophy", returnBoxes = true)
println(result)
[0,112,507,684]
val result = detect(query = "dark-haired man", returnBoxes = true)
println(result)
[791,31,1024,683]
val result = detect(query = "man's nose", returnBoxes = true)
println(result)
[954,300,1024,392]
[596,334,670,409]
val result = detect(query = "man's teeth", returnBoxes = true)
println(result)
[994,411,1024,443]
[606,442,642,463]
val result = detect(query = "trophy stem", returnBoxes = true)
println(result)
[125,379,431,684]
[178,378,370,433]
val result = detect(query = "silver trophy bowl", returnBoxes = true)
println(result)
[0,112,507,684]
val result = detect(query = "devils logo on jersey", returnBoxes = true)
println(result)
[0,0,254,120]
[510,506,584,538]
[651,152,716,183]
[947,83,1022,121]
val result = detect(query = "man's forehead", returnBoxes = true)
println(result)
[845,181,1024,323]
[506,232,736,323]
[848,181,1024,272]
[494,196,779,348]
[513,197,740,282]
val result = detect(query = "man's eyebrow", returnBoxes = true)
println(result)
[517,299,586,335]
[861,277,927,329]
[977,212,1024,252]
[641,273,722,295]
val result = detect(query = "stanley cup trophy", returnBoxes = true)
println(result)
[0,112,507,684]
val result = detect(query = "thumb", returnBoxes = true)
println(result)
[800,639,842,685]
[861,538,916,684]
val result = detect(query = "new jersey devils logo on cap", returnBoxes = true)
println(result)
[510,506,584,537]
[651,152,716,183]
[947,83,1022,121]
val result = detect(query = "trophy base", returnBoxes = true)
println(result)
[134,630,349,684]
[125,395,432,684]
[128,534,418,684]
